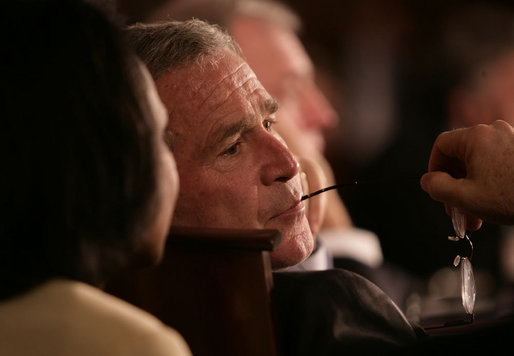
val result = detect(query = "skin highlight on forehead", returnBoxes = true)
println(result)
[156,50,251,115]
[157,49,278,158]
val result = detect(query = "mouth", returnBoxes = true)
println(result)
[269,199,305,221]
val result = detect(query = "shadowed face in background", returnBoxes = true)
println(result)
[231,16,338,154]
[155,49,314,269]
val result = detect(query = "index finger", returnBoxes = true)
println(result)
[428,127,469,177]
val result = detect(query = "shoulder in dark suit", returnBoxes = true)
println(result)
[273,269,423,356]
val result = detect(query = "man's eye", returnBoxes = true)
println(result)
[223,142,240,156]
[263,120,273,132]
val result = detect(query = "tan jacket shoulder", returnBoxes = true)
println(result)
[0,279,191,356]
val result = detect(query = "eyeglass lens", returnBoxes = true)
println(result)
[450,207,476,316]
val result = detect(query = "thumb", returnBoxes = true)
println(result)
[422,172,484,231]
[420,171,465,205]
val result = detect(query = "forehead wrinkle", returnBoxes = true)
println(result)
[206,75,260,116]
[196,62,248,111]
[206,85,274,139]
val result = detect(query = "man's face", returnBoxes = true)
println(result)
[155,49,314,269]
[231,17,338,154]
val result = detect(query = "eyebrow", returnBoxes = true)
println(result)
[264,97,279,115]
[207,97,279,151]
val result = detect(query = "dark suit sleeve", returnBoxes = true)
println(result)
[272,269,422,356]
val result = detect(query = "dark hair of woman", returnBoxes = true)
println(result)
[0,0,161,299]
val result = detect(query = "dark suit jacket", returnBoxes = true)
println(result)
[273,269,423,355]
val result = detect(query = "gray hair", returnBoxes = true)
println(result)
[127,19,241,80]
[149,0,301,34]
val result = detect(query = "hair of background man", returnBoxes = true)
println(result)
[148,0,301,34]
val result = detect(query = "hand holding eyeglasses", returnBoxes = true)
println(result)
[421,120,514,227]
[449,207,475,317]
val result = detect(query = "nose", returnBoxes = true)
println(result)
[301,83,339,130]
[260,132,300,186]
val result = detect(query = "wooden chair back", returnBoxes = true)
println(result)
[107,226,281,356]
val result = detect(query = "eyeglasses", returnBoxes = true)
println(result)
[302,181,477,328]
[301,182,356,201]
[300,178,419,201]
[448,207,475,319]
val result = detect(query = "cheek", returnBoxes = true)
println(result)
[155,152,179,235]
[278,98,303,125]
[163,153,180,218]
[135,150,179,265]
[174,167,261,228]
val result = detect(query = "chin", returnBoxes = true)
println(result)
[269,226,314,270]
